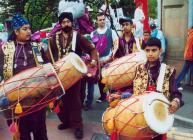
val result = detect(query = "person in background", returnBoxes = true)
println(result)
[91,12,118,103]
[176,26,193,90]
[141,30,151,49]
[134,1,145,38]
[114,17,140,58]
[150,23,166,62]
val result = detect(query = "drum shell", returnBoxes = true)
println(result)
[102,92,173,139]
[0,52,87,118]
[101,51,146,90]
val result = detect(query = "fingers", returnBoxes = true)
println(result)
[168,100,179,114]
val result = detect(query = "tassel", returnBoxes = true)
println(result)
[13,124,20,140]
[110,131,118,140]
[53,105,60,114]
[9,122,17,134]
[14,103,23,114]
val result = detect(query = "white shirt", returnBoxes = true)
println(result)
[134,7,145,38]
[90,27,118,61]
[134,7,145,22]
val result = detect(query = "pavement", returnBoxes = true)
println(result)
[0,85,193,140]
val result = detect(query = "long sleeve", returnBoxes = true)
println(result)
[77,34,98,61]
[169,69,184,107]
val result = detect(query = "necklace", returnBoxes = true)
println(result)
[14,42,28,68]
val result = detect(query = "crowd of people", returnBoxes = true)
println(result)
[0,0,192,140]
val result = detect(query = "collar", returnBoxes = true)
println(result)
[97,27,107,34]
[145,59,161,70]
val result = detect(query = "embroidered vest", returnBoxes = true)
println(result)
[2,41,42,80]
[133,64,174,99]
[2,41,15,80]
[53,31,77,61]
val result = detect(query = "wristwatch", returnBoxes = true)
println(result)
[91,59,97,66]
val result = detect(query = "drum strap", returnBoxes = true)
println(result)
[156,63,166,92]
[72,31,77,52]
[32,46,44,65]
[135,37,142,51]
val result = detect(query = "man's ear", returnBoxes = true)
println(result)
[14,30,19,35]
[159,48,163,55]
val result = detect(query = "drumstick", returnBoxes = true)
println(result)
[50,65,65,95]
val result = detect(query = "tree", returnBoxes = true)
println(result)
[118,0,136,18]
[148,0,157,19]
[24,0,59,32]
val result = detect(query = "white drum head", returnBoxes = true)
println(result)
[67,52,88,74]
[143,92,174,134]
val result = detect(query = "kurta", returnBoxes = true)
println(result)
[48,30,97,128]
[0,41,48,140]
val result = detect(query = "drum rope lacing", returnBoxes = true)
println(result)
[104,53,139,89]
[0,58,74,120]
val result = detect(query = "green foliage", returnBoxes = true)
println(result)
[24,0,59,32]
[0,0,28,21]
[148,0,157,19]
[118,0,136,18]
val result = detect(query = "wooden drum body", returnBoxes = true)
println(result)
[0,52,87,118]
[101,51,147,90]
[102,92,174,139]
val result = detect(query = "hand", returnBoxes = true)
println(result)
[53,64,60,73]
[108,93,121,102]
[168,100,179,114]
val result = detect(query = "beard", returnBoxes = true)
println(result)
[62,26,72,33]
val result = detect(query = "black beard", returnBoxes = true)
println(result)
[62,26,72,33]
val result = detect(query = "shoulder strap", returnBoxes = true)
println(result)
[134,37,142,51]
[156,63,167,92]
[72,31,77,52]
[31,44,44,65]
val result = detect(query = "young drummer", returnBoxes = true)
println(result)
[108,37,184,139]
[0,14,48,140]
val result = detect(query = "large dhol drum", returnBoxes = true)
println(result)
[0,52,87,118]
[101,51,147,90]
[102,92,174,140]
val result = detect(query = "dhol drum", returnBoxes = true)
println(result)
[0,52,87,118]
[102,92,174,140]
[101,51,147,90]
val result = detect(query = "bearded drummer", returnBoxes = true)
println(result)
[47,12,98,139]
[0,14,48,140]
[108,37,184,140]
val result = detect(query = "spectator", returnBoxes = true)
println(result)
[150,23,167,62]
[176,26,193,89]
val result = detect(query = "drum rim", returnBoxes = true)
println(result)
[67,52,88,74]
[143,92,174,134]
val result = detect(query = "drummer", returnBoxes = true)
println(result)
[0,14,48,140]
[108,37,184,139]
[113,17,141,58]
[47,12,98,139]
